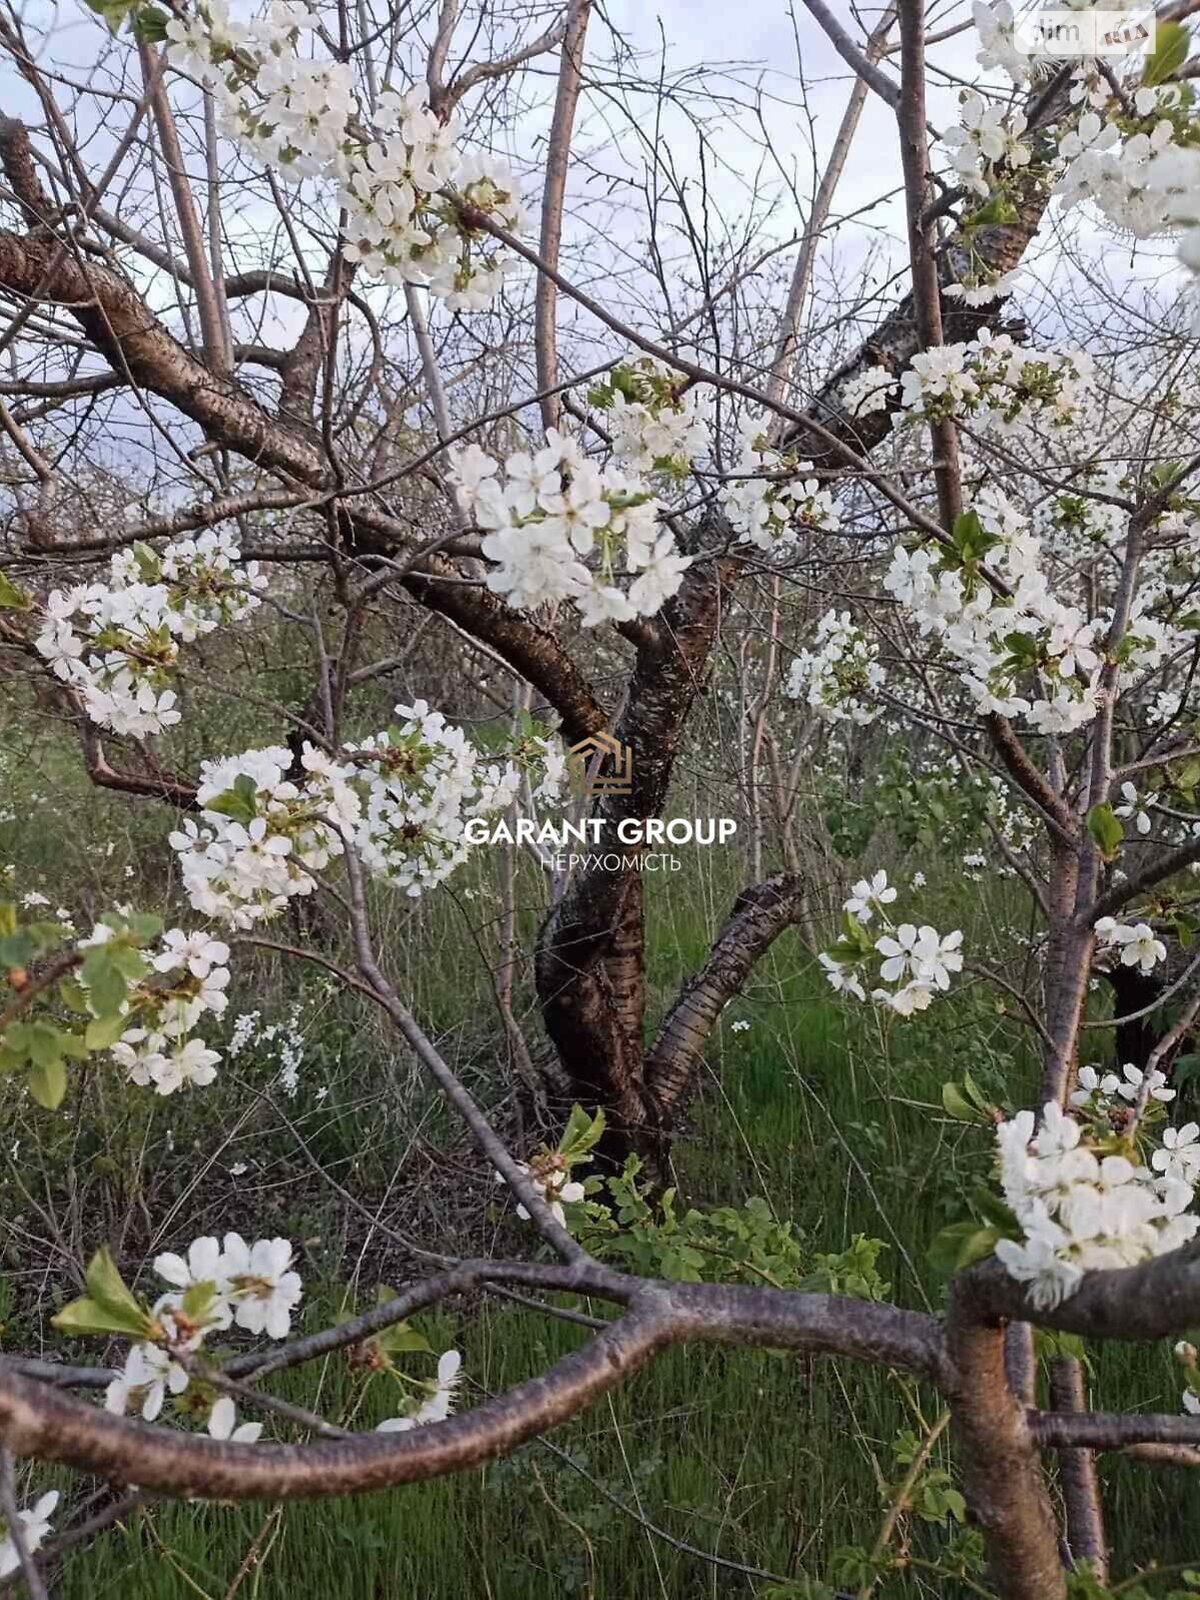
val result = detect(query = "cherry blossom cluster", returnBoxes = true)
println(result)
[993,1093,1197,1311]
[883,486,1126,734]
[1070,1061,1177,1117]
[449,431,690,625]
[33,529,265,737]
[899,330,1094,438]
[165,2,521,308]
[785,609,883,726]
[817,870,964,1017]
[588,357,711,479]
[166,706,543,915]
[95,925,232,1096]
[104,1234,303,1442]
[1056,108,1200,252]
[169,743,361,927]
[839,365,899,418]
[970,2,1200,298]
[972,0,1030,83]
[720,413,842,554]
[347,700,518,897]
[941,89,1031,198]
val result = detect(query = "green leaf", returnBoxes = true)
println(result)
[559,1104,606,1159]
[942,1081,984,1122]
[58,1030,88,1061]
[1087,803,1124,861]
[204,785,256,822]
[59,976,90,1014]
[85,1245,150,1327]
[83,0,138,31]
[131,540,162,577]
[971,1187,1020,1233]
[28,1055,67,1109]
[180,1280,220,1322]
[375,1321,432,1356]
[0,571,30,610]
[1144,19,1191,85]
[960,1069,990,1112]
[85,1012,128,1051]
[52,1293,151,1338]
[1003,630,1040,669]
[108,945,148,982]
[81,947,129,1018]
[125,912,163,944]
[964,195,1018,227]
[28,1022,64,1071]
[928,1220,1001,1277]
[951,509,983,550]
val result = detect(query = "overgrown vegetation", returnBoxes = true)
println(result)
[3,728,1199,1599]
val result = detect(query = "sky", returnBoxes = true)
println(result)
[0,0,1188,492]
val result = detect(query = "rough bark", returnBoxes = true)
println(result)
[947,1287,1068,1600]
[645,874,807,1130]
[0,1278,942,1499]
[781,75,1063,469]
[1049,1356,1108,1581]
[534,546,727,1160]
[531,69,1073,1152]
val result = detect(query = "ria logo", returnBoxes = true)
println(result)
[567,731,633,797]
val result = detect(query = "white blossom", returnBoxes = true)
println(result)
[0,1492,58,1579]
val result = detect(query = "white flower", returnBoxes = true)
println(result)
[1153,1124,1200,1184]
[875,981,936,1016]
[1115,924,1168,975]
[817,952,866,1002]
[153,1235,223,1295]
[153,929,231,978]
[377,1350,463,1431]
[994,1229,1083,1311]
[500,1162,586,1227]
[785,610,881,725]
[1069,1064,1104,1108]
[449,444,499,510]
[876,924,937,985]
[844,870,897,924]
[839,366,898,417]
[151,1037,221,1095]
[914,928,964,991]
[207,1396,263,1444]
[105,1342,189,1421]
[1114,782,1152,836]
[0,1491,58,1579]
[219,1234,303,1339]
[993,1095,1197,1310]
[1113,1063,1174,1105]
[973,0,1030,81]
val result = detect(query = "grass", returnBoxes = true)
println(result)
[4,734,1200,1597]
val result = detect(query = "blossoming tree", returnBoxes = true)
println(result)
[8,0,1200,1595]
